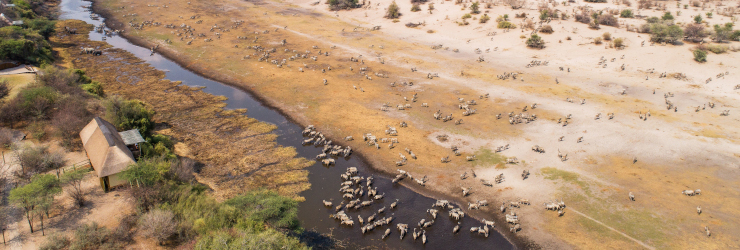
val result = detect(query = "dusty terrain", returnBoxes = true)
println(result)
[87,0,740,248]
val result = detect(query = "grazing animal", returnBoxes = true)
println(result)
[697,206,702,215]
[705,226,711,237]
[323,200,332,207]
[629,192,635,201]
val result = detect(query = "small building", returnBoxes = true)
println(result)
[79,117,138,192]
[119,129,145,158]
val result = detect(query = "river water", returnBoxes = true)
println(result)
[59,1,514,249]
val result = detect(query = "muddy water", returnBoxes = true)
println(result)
[59,1,514,249]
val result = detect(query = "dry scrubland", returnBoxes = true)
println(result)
[52,20,314,201]
[93,0,740,248]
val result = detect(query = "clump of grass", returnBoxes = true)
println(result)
[498,21,516,29]
[594,36,603,44]
[540,167,589,192]
[707,44,728,54]
[479,14,491,23]
[473,148,506,167]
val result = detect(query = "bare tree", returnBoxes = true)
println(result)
[0,207,10,245]
[62,168,91,207]
[169,157,197,183]
[139,209,177,245]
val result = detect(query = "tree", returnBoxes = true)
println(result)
[9,174,60,233]
[684,23,707,42]
[62,168,91,207]
[104,97,155,138]
[121,157,169,187]
[713,23,734,42]
[694,14,702,24]
[13,145,66,181]
[0,207,10,245]
[385,1,401,19]
[139,209,177,245]
[470,1,480,14]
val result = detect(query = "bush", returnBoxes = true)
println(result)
[692,0,700,7]
[594,37,603,44]
[584,0,607,2]
[526,34,545,48]
[638,0,652,9]
[470,1,480,14]
[122,156,170,187]
[39,233,70,250]
[139,209,177,244]
[70,222,110,250]
[620,9,634,18]
[661,12,674,20]
[598,14,619,27]
[61,168,91,207]
[602,32,612,41]
[80,82,104,97]
[53,97,92,148]
[693,49,707,62]
[575,13,591,24]
[195,228,309,250]
[540,25,554,33]
[14,144,66,180]
[385,1,401,19]
[0,26,54,65]
[411,4,421,12]
[480,14,491,23]
[613,37,624,48]
[328,0,358,10]
[19,86,58,119]
[104,96,155,138]
[713,23,734,42]
[649,23,683,43]
[170,157,197,183]
[0,79,8,100]
[684,23,707,42]
[498,21,516,29]
[732,30,740,41]
[707,44,728,54]
[225,190,301,230]
[646,16,661,23]
[428,3,434,10]
[694,14,702,24]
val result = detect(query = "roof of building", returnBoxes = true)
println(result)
[119,129,146,145]
[79,117,136,178]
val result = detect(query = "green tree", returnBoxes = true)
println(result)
[385,1,401,19]
[470,1,480,14]
[121,157,169,187]
[713,22,734,42]
[61,168,91,207]
[9,174,61,233]
[104,97,155,138]
[694,14,702,24]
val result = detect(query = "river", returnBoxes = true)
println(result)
[58,1,514,248]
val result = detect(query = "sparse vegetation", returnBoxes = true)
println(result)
[139,209,177,244]
[328,0,359,10]
[602,32,612,41]
[498,21,516,29]
[707,44,728,54]
[575,13,591,24]
[613,37,624,48]
[594,36,603,44]
[462,13,472,19]
[598,14,619,27]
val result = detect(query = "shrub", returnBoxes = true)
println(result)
[385,1,401,18]
[39,233,70,250]
[462,13,472,19]
[620,9,634,18]
[0,26,54,65]
[638,0,652,9]
[540,25,554,33]
[70,222,110,250]
[598,15,619,27]
[589,19,600,29]
[61,168,91,207]
[0,79,8,99]
[526,34,545,48]
[428,3,434,10]
[122,156,170,187]
[480,14,491,23]
[575,13,591,24]
[661,12,674,20]
[19,86,58,119]
[693,49,707,62]
[649,23,683,43]
[707,44,728,54]
[195,228,308,250]
[470,1,480,14]
[594,37,603,44]
[170,157,197,183]
[411,4,421,12]
[104,96,155,138]
[706,12,712,18]
[731,30,740,41]
[523,19,535,29]
[328,0,358,10]
[613,37,624,48]
[498,21,516,29]
[139,209,177,244]
[602,32,612,41]
[712,23,734,42]
[684,23,707,42]
[584,0,607,2]
[37,66,81,95]
[694,14,702,24]
[692,0,700,7]
[623,0,632,7]
[80,81,104,97]
[14,145,66,180]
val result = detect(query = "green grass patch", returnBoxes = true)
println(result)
[473,148,505,167]
[541,167,590,192]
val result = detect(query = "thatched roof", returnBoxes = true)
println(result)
[79,117,136,177]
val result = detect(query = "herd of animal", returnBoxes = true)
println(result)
[102,3,731,242]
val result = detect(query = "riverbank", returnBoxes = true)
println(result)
[89,0,740,248]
